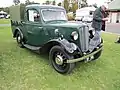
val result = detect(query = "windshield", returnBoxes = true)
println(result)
[42,9,67,22]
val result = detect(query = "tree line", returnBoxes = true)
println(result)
[0,0,88,14]
[13,0,88,13]
[0,0,114,14]
[0,0,101,14]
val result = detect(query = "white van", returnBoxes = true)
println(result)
[75,7,96,22]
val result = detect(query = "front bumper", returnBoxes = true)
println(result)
[67,47,103,63]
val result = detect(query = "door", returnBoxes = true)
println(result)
[25,9,48,46]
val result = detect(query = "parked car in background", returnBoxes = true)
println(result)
[0,11,7,19]
[5,14,10,19]
[82,15,93,23]
[0,14,5,18]
[75,7,96,22]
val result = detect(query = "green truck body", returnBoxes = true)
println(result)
[10,4,103,74]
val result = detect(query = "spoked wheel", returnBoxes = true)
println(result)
[49,46,75,74]
[16,31,24,48]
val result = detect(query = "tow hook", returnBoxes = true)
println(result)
[83,53,89,63]
[84,57,90,63]
[84,56,94,63]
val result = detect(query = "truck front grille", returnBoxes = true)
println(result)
[79,26,89,52]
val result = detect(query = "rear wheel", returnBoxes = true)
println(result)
[16,31,24,48]
[49,45,75,74]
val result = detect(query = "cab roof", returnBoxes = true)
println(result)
[26,4,64,10]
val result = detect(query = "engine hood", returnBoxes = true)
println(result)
[44,21,90,52]
[44,21,88,44]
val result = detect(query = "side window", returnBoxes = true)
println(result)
[27,9,40,22]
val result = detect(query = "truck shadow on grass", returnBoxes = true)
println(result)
[24,47,99,74]
[24,48,50,64]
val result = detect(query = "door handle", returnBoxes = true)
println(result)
[22,22,25,24]
[20,21,25,26]
[21,21,25,24]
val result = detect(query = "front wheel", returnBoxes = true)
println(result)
[49,45,75,74]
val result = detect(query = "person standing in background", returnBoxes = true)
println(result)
[88,5,108,52]
[101,10,109,31]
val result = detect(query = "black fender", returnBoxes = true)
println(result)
[41,38,80,54]
[13,27,23,39]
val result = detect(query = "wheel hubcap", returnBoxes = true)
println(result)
[55,55,64,65]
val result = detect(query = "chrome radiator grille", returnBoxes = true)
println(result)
[79,26,89,52]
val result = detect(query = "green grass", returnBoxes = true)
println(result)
[0,27,120,90]
[0,19,10,24]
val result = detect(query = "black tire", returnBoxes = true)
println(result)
[49,45,75,74]
[16,31,24,48]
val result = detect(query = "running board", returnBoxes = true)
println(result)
[24,44,40,51]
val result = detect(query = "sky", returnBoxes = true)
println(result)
[0,0,108,7]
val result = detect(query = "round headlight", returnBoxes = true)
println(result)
[71,31,78,40]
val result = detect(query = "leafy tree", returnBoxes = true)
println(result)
[81,0,88,8]
[31,1,39,4]
[13,0,20,5]
[64,0,69,13]
[74,0,88,8]
[58,2,62,6]
[71,2,78,13]
[25,0,31,5]
[52,1,56,5]
[3,7,10,14]
[25,0,39,5]
[0,7,10,14]
[46,0,50,5]
[0,7,4,11]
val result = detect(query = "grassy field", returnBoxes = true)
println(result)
[0,19,10,24]
[0,26,120,90]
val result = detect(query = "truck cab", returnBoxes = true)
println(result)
[10,4,103,74]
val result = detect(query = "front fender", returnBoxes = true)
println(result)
[48,38,79,54]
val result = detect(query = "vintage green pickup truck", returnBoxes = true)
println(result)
[10,4,103,74]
